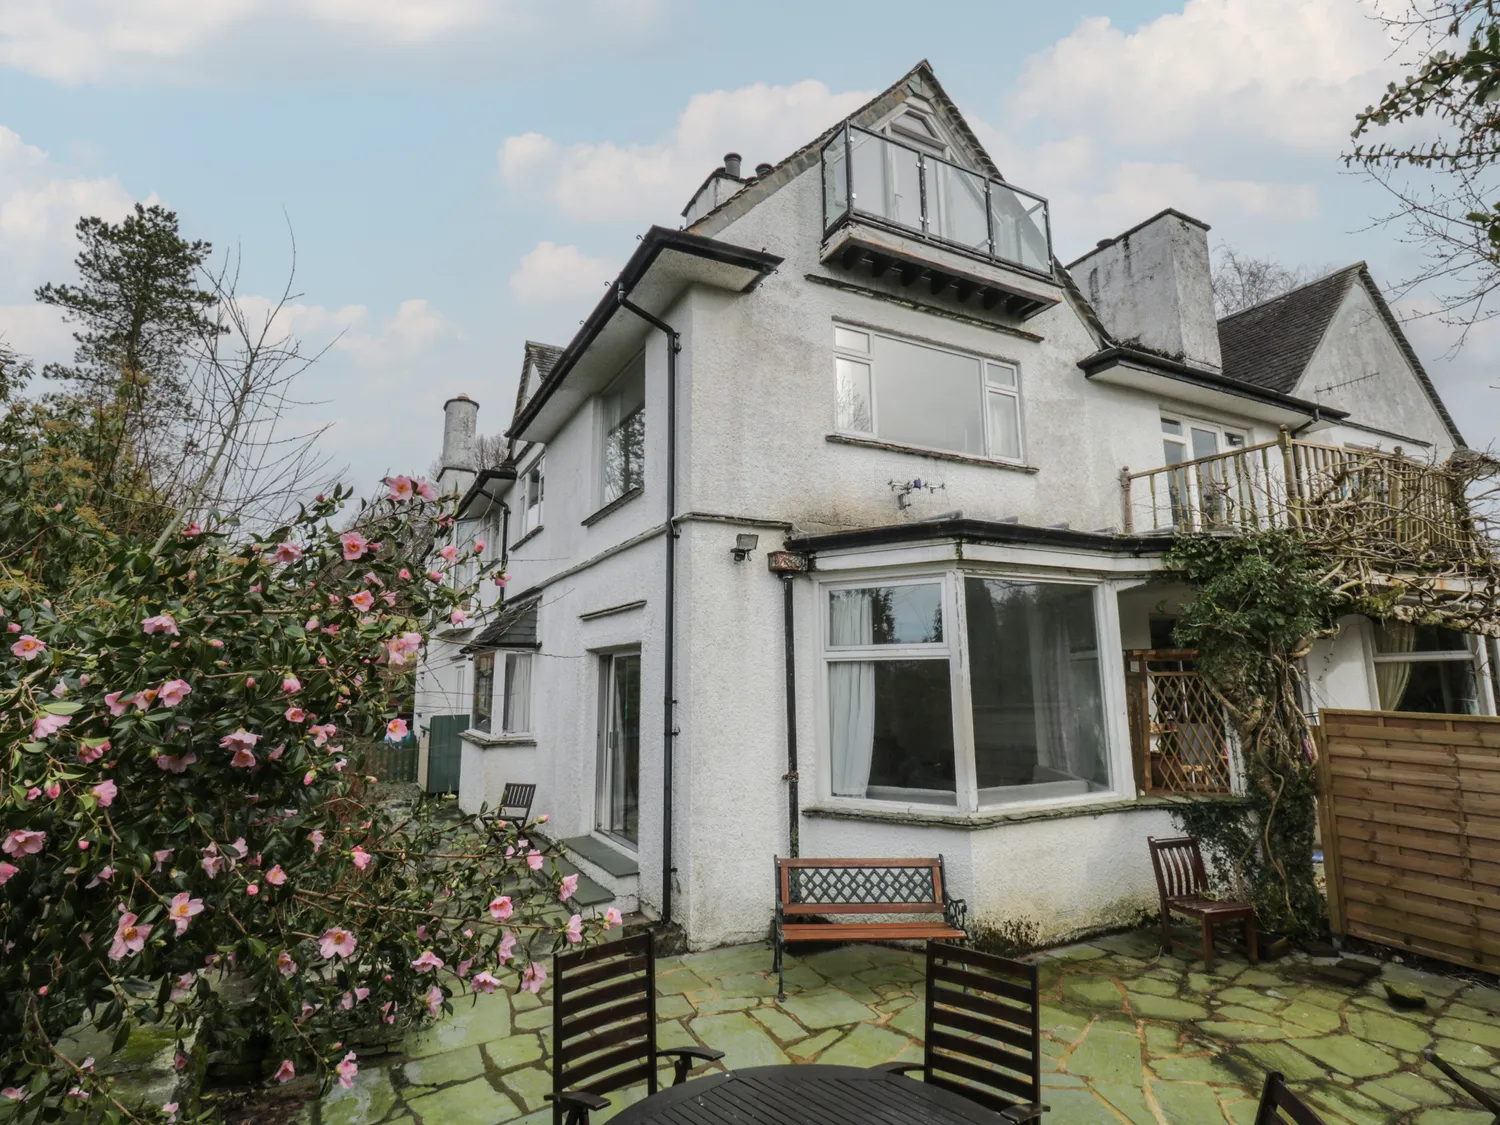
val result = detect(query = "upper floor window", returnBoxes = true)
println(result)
[833,325,1022,462]
[515,457,544,541]
[1161,416,1245,466]
[600,355,645,506]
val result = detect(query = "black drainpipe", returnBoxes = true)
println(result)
[616,286,680,925]
[781,573,800,857]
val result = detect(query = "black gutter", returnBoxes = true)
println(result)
[456,466,516,521]
[615,286,682,927]
[508,226,782,441]
[786,518,1170,556]
[1078,346,1348,422]
[780,574,800,858]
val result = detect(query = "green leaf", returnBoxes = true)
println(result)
[42,700,83,715]
[111,1020,132,1052]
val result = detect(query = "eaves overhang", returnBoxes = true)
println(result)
[456,467,514,522]
[1080,347,1348,430]
[786,518,1169,556]
[508,226,783,444]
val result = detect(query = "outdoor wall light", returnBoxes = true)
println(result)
[731,533,759,562]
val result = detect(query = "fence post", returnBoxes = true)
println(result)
[1119,467,1133,534]
[1278,427,1302,530]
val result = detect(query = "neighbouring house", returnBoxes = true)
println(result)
[413,60,1493,950]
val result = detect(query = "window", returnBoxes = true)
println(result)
[600,355,645,506]
[515,458,544,541]
[1161,416,1248,528]
[597,652,641,845]
[472,652,495,733]
[501,652,533,734]
[827,581,956,806]
[1373,623,1485,714]
[821,573,1118,811]
[833,326,1022,462]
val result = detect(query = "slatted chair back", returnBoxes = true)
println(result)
[552,933,658,1109]
[1254,1072,1327,1125]
[1149,835,1208,902]
[920,942,1042,1117]
[778,857,949,916]
[499,782,536,824]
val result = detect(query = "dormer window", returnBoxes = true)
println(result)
[888,109,945,155]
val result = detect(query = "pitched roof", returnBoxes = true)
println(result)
[465,598,539,652]
[1216,264,1463,446]
[505,341,566,462]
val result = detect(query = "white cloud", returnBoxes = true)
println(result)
[232,295,458,368]
[498,78,872,224]
[509,242,615,304]
[0,0,666,84]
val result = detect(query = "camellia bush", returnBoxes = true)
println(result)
[1,451,610,1123]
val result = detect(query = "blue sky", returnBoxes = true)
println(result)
[2,0,1494,492]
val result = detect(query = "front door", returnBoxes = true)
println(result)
[596,653,640,846]
[427,714,468,794]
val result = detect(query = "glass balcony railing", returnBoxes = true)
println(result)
[821,124,1053,277]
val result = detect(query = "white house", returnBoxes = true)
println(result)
[413,61,1491,951]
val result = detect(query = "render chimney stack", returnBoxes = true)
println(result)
[722,152,742,179]
[439,394,480,496]
[755,162,774,178]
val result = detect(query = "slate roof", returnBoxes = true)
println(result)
[1216,264,1463,446]
[465,599,539,652]
[505,341,566,462]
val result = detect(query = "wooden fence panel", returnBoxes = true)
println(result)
[1317,709,1500,973]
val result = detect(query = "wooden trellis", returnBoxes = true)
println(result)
[1124,649,1234,795]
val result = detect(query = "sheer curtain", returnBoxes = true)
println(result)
[503,653,532,734]
[1029,594,1082,778]
[1375,622,1415,711]
[830,592,876,797]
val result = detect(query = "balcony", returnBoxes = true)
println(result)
[819,124,1059,319]
[1121,432,1484,560]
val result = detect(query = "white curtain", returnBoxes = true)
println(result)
[830,592,876,797]
[1029,594,1079,777]
[1375,622,1415,711]
[504,653,532,733]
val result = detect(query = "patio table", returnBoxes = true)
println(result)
[607,1064,1015,1124]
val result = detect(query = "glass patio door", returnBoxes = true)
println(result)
[597,652,641,845]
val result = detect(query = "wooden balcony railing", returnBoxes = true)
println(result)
[1121,430,1481,558]
[1124,649,1234,796]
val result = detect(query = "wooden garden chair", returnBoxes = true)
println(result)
[546,932,722,1125]
[1254,1071,1326,1124]
[1148,835,1257,970]
[499,781,536,823]
[880,941,1045,1123]
[1425,1048,1500,1124]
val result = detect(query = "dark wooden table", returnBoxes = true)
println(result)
[608,1064,1011,1124]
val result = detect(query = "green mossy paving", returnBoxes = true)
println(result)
[289,931,1500,1125]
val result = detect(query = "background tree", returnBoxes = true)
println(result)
[1348,1,1500,335]
[1211,246,1323,317]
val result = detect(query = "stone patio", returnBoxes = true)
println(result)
[311,930,1500,1125]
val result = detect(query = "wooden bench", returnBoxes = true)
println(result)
[773,856,968,998]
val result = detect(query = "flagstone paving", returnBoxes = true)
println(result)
[307,929,1500,1125]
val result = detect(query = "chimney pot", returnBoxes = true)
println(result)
[440,395,481,488]
[755,162,774,178]
[722,152,742,179]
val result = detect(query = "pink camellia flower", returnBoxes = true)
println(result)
[274,541,303,564]
[559,874,579,902]
[277,950,298,977]
[385,718,409,742]
[406,477,434,501]
[201,850,227,879]
[158,679,192,707]
[0,861,18,885]
[92,779,117,808]
[426,570,443,583]
[153,849,174,873]
[246,884,259,896]
[274,1060,295,1084]
[78,840,89,850]
[230,837,248,859]
[336,1052,358,1090]
[282,675,301,694]
[471,970,501,994]
[32,713,71,740]
[319,928,357,959]
[182,521,202,538]
[51,678,67,698]
[425,984,444,1018]
[167,892,204,936]
[303,770,316,786]
[104,691,128,717]
[141,614,179,636]
[438,544,459,561]
[268,742,285,760]
[350,846,373,871]
[449,609,467,625]
[346,589,375,614]
[493,571,511,588]
[488,895,513,922]
[310,722,336,746]
[521,961,547,994]
[410,950,444,972]
[473,541,485,554]
[284,706,306,723]
[309,830,325,854]
[78,741,106,764]
[564,914,584,944]
[44,781,60,800]
[340,531,368,561]
[174,1052,188,1073]
[25,787,40,801]
[386,474,415,501]
[526,849,544,872]
[10,634,46,660]
[604,907,623,929]
[7,833,49,864]
[266,865,287,886]
[1,1087,25,1100]
[157,752,197,774]
[108,911,151,960]
[497,932,518,965]
[134,688,158,711]
[245,676,256,687]
[304,617,320,631]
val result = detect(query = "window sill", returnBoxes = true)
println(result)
[458,729,536,747]
[802,792,1246,831]
[825,432,1038,473]
[511,525,543,551]
[582,486,643,527]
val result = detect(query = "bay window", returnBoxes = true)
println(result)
[822,572,1118,811]
[515,457,544,541]
[501,652,534,734]
[833,325,1023,462]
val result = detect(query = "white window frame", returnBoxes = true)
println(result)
[832,323,1025,465]
[515,456,544,542]
[1160,414,1248,466]
[1370,626,1496,715]
[597,352,646,509]
[500,651,534,735]
[814,565,1133,816]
